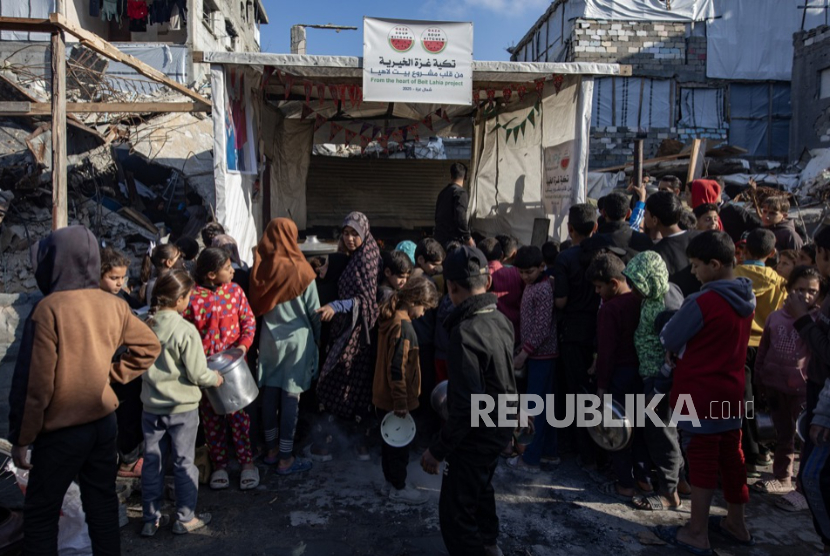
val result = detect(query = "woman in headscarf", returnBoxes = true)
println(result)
[688,179,724,231]
[248,218,320,475]
[624,251,685,511]
[311,212,381,461]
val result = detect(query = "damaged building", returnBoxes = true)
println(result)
[0,0,268,294]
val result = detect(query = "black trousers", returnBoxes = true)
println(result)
[24,413,120,556]
[439,453,500,556]
[111,379,143,463]
[559,342,597,465]
[742,346,761,462]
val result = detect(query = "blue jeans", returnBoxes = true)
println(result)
[522,358,557,466]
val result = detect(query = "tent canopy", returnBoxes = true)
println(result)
[203,52,627,261]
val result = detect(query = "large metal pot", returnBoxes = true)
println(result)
[204,348,259,415]
[587,398,633,452]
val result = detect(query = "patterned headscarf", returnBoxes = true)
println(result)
[624,251,670,378]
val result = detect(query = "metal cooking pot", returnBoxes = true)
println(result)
[587,398,633,452]
[752,412,777,445]
[204,348,259,415]
[431,380,449,421]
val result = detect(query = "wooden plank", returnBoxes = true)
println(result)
[593,151,690,173]
[52,6,68,231]
[49,12,211,108]
[0,102,209,115]
[633,139,644,188]
[0,17,54,33]
[686,138,707,184]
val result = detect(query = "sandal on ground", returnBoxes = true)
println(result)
[276,457,313,476]
[240,467,260,490]
[140,514,169,537]
[653,525,713,556]
[172,513,212,535]
[118,458,144,478]
[752,479,793,494]
[303,444,333,463]
[775,489,809,512]
[707,515,756,546]
[262,452,279,465]
[209,469,230,490]
[506,455,540,474]
[632,494,683,512]
[598,481,634,501]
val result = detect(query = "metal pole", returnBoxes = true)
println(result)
[51,0,67,230]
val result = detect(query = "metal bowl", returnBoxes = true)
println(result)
[430,380,449,421]
[587,398,633,452]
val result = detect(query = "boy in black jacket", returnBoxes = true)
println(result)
[421,246,517,556]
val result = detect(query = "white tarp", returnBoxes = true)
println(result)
[707,0,826,81]
[592,77,671,129]
[471,75,588,243]
[583,0,715,22]
[210,64,260,266]
[363,17,473,105]
[678,87,725,129]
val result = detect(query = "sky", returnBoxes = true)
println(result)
[258,0,551,61]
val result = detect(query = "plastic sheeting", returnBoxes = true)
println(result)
[592,77,671,129]
[210,64,260,266]
[678,87,724,129]
[729,83,791,158]
[0,0,53,41]
[584,0,715,21]
[470,75,588,243]
[106,44,188,89]
[707,0,826,81]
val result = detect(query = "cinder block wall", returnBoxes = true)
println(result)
[791,25,830,160]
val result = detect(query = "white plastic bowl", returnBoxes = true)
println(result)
[380,412,417,447]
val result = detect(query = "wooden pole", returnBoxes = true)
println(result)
[51,0,67,230]
[633,139,644,188]
[686,138,707,184]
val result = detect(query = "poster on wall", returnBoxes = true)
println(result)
[224,67,258,174]
[542,140,575,215]
[363,17,473,105]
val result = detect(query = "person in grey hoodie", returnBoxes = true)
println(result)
[655,231,757,555]
[141,270,222,537]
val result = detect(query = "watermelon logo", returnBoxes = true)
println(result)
[388,26,415,53]
[421,27,447,54]
[561,157,570,170]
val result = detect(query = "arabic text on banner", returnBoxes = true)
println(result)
[363,17,473,106]
[543,141,575,215]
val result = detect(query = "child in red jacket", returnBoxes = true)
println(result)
[184,247,257,491]
[657,230,756,554]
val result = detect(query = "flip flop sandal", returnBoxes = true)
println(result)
[653,525,713,556]
[707,516,755,546]
[598,481,634,501]
[172,513,212,535]
[776,490,809,512]
[140,514,170,537]
[751,479,793,494]
[632,494,683,512]
[276,457,313,476]
[240,467,260,490]
[209,469,230,490]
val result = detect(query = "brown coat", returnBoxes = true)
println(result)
[16,289,161,445]
[372,310,421,412]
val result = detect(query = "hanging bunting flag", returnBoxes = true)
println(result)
[503,88,512,103]
[535,79,545,100]
[262,66,276,91]
[337,85,348,108]
[440,108,451,124]
[473,89,480,105]
[317,83,326,107]
[329,85,340,103]
[422,114,434,131]
[401,127,408,142]
[360,135,370,149]
[553,74,565,94]
[527,108,536,128]
[372,125,381,139]
[303,81,313,105]
[329,122,342,141]
[517,85,527,101]
[347,85,357,109]
[344,129,357,144]
[359,122,371,137]
[486,89,496,109]
[283,74,295,101]
[520,121,527,137]
[314,114,326,132]
[301,104,314,120]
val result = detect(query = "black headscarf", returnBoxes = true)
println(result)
[32,226,100,294]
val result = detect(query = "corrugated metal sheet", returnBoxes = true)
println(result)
[306,157,468,229]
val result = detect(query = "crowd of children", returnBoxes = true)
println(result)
[13,171,830,555]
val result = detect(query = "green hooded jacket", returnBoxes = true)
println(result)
[624,251,669,378]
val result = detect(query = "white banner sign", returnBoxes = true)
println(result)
[363,17,473,106]
[543,140,575,215]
